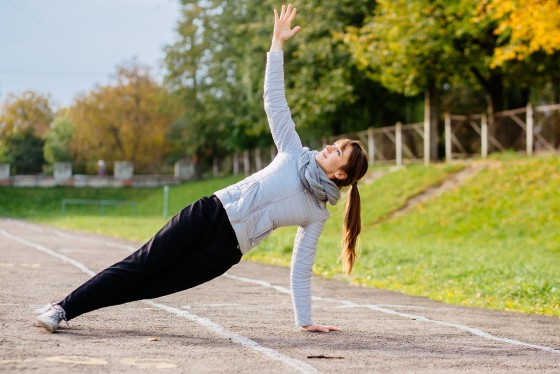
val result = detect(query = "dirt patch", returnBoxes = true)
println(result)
[373,161,490,224]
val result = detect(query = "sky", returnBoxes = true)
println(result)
[0,0,181,109]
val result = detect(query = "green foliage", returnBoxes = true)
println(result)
[163,0,413,161]
[0,91,53,172]
[44,115,73,164]
[341,0,550,113]
[1,131,45,174]
[286,0,392,138]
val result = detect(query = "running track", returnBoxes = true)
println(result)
[0,218,558,373]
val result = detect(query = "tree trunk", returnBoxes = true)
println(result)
[554,77,560,104]
[485,71,504,153]
[424,81,439,162]
[488,72,504,113]
[553,77,560,148]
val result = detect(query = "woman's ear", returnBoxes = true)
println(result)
[335,170,348,180]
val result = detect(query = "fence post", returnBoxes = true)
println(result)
[526,102,534,155]
[367,127,375,165]
[396,122,403,166]
[255,148,262,171]
[163,185,169,219]
[243,150,250,175]
[424,100,430,165]
[233,152,239,175]
[212,158,219,178]
[0,164,9,182]
[481,113,488,158]
[445,113,451,162]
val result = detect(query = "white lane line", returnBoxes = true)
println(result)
[0,228,317,374]
[224,273,560,355]
[7,220,560,355]
[5,219,137,251]
[143,301,316,374]
[0,229,96,277]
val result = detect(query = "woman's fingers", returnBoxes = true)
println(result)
[279,4,296,22]
[303,324,340,332]
[287,6,297,23]
[286,4,293,19]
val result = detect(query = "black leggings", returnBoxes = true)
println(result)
[59,195,242,321]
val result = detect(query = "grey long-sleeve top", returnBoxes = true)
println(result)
[214,51,330,326]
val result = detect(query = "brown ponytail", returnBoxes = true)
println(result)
[342,183,361,274]
[332,139,368,275]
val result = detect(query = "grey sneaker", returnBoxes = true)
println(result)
[36,304,67,333]
[34,301,57,315]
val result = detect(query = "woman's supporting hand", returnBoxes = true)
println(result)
[302,324,340,332]
[270,4,300,52]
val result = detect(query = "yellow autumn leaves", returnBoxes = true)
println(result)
[479,0,560,67]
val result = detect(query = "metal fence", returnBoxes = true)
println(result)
[209,102,560,177]
[447,103,560,160]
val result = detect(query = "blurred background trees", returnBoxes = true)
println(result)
[1,0,558,175]
[0,91,53,174]
[68,63,177,174]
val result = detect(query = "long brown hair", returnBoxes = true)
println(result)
[332,139,368,275]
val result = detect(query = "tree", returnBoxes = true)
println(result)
[164,0,232,166]
[69,64,177,174]
[2,131,45,174]
[477,0,560,106]
[0,91,53,139]
[165,0,276,165]
[287,0,405,142]
[44,114,73,164]
[0,91,53,173]
[165,0,400,165]
[343,0,465,160]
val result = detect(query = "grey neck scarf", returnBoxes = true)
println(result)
[298,149,341,206]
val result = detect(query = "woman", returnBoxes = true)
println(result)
[36,4,368,333]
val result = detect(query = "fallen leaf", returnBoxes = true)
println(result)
[307,355,344,359]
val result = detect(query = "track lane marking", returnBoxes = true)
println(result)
[0,228,317,374]
[223,274,560,355]
[7,219,560,355]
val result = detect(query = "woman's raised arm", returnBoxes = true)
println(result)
[263,4,303,154]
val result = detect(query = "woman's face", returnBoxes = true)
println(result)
[315,142,351,180]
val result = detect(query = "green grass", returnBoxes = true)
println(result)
[0,175,241,242]
[1,154,558,317]
[247,156,560,317]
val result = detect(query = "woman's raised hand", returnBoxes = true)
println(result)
[270,4,300,51]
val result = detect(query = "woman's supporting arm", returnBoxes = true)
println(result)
[291,221,340,332]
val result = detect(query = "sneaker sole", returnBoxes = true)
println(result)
[36,319,56,333]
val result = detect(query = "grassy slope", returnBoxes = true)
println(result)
[0,154,558,316]
[354,154,560,316]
